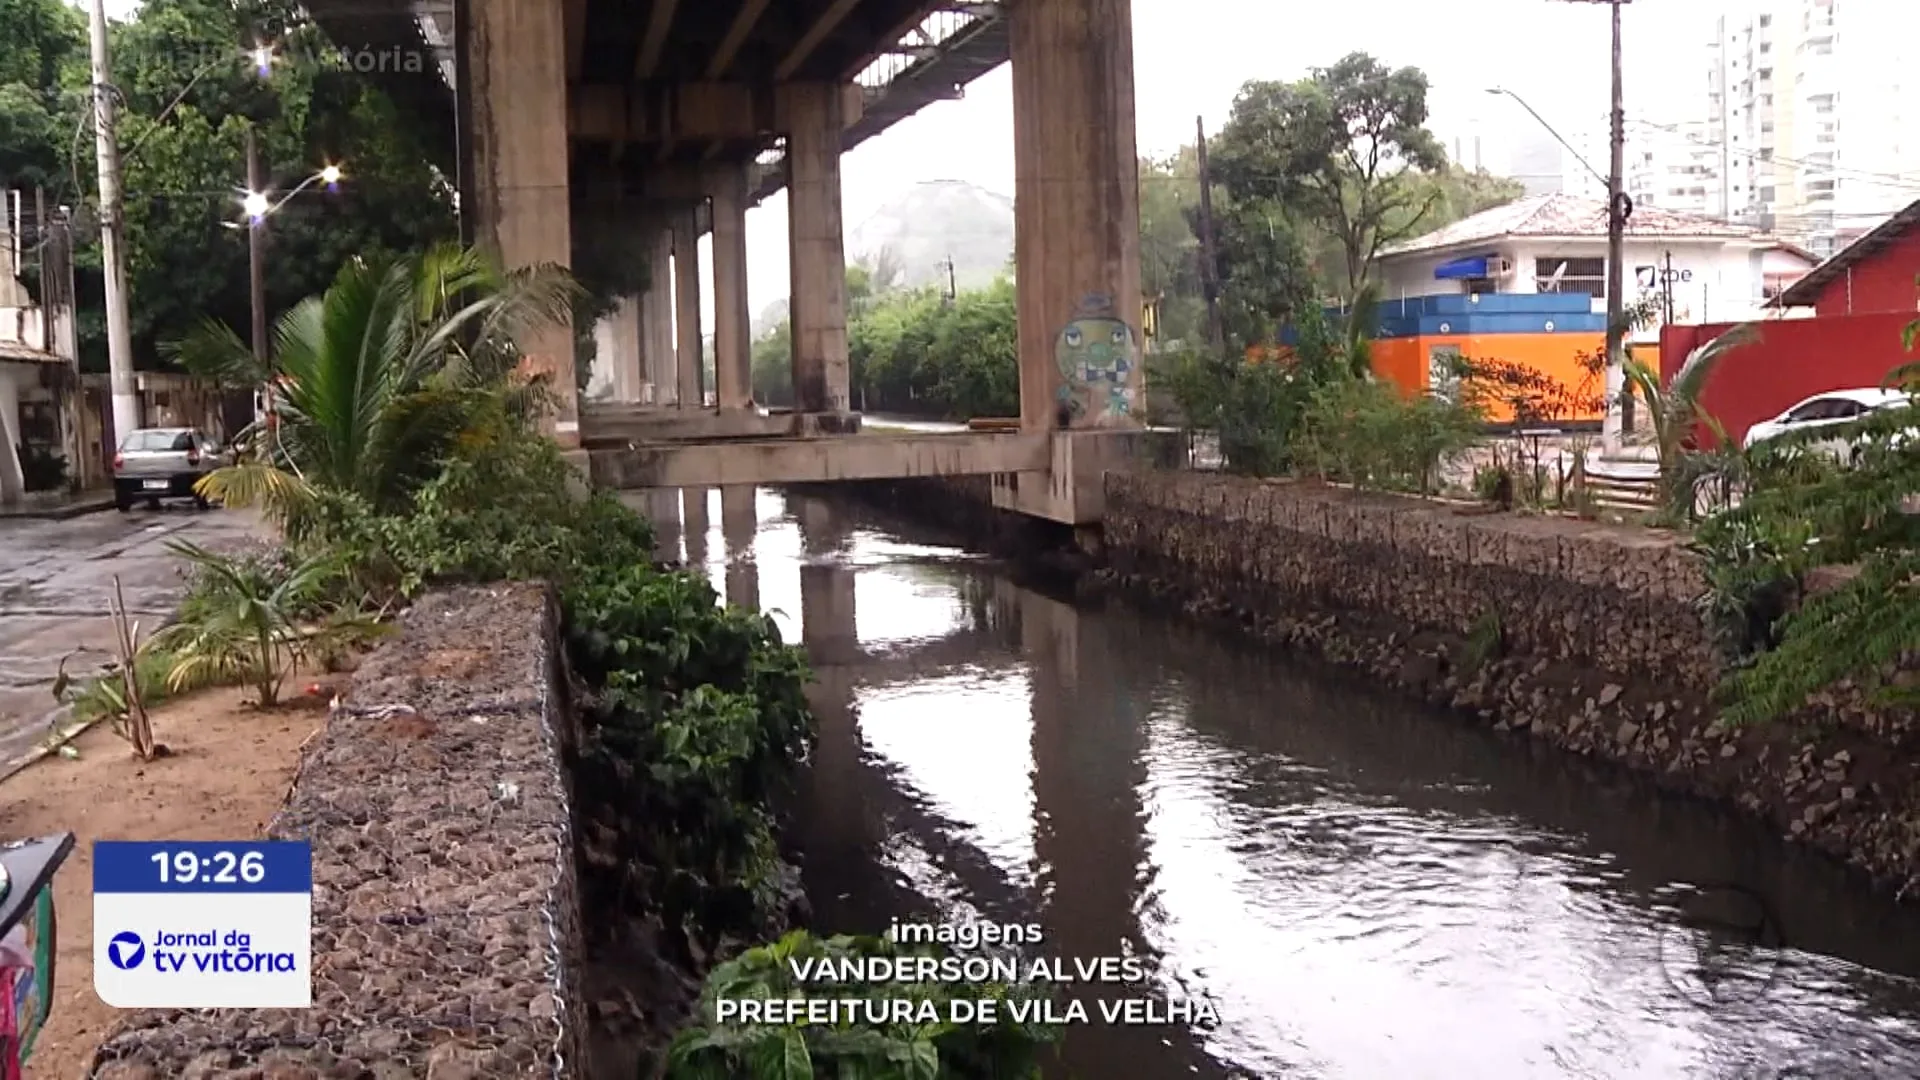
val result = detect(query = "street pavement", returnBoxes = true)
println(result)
[0,506,263,776]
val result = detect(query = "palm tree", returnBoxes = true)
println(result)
[147,541,382,707]
[164,243,580,522]
[1622,322,1758,515]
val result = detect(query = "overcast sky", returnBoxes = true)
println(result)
[91,0,1720,327]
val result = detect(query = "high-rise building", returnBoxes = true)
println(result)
[1626,120,1723,219]
[1704,1,1920,256]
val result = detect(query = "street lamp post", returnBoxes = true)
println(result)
[1551,0,1635,446]
[234,158,342,439]
[1486,73,1633,447]
[247,124,268,367]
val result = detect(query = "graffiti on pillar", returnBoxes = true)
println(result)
[1054,293,1140,426]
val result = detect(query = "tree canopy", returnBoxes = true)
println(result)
[1,0,457,371]
[1212,52,1458,300]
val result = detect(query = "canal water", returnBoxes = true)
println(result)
[648,485,1920,1079]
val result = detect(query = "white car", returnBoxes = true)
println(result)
[1742,387,1916,462]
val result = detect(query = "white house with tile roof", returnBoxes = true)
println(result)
[1375,194,1817,338]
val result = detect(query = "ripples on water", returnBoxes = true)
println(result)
[672,489,1920,1079]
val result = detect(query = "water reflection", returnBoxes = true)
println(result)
[641,486,1920,1079]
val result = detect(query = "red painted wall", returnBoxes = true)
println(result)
[1658,312,1919,446]
[1810,230,1920,316]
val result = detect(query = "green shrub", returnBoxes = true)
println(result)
[566,564,813,941]
[1294,378,1483,493]
[1154,347,1309,475]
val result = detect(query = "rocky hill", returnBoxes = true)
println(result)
[846,179,1014,292]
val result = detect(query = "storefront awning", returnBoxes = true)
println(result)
[1433,254,1497,280]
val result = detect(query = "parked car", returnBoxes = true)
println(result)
[1741,388,1915,462]
[112,427,220,511]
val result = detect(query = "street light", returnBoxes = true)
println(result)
[239,163,346,223]
[1483,87,1608,190]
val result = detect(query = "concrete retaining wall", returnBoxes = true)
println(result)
[87,583,588,1079]
[1095,471,1920,897]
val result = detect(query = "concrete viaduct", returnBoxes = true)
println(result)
[303,0,1146,526]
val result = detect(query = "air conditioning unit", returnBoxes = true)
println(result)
[1484,256,1515,278]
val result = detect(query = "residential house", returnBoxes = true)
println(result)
[1365,193,1814,420]
[0,201,80,504]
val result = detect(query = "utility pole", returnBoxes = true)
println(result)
[246,123,268,366]
[87,0,138,447]
[939,254,956,303]
[1194,116,1224,350]
[1605,0,1633,440]
[1561,0,1633,444]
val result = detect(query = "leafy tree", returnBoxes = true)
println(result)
[847,278,1019,419]
[20,0,458,369]
[0,0,86,191]
[750,319,792,407]
[1211,52,1447,297]
[1139,151,1205,346]
[1207,194,1317,346]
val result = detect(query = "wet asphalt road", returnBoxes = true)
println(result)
[0,505,262,776]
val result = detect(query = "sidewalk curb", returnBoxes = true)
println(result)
[0,494,117,521]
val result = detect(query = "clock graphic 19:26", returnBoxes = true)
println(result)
[151,849,268,884]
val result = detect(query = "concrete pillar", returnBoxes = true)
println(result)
[672,208,706,409]
[644,224,677,405]
[465,0,577,445]
[1009,0,1145,431]
[644,487,682,563]
[607,295,643,402]
[720,485,759,611]
[709,165,753,410]
[784,84,851,415]
[682,486,712,567]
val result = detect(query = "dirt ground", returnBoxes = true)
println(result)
[0,677,343,1079]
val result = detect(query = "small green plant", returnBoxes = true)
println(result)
[147,542,384,708]
[1463,609,1505,674]
[1473,464,1515,510]
[666,931,1060,1080]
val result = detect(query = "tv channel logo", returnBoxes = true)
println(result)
[105,931,146,971]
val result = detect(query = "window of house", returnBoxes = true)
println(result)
[1533,257,1607,299]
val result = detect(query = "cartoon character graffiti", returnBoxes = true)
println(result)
[1054,294,1140,426]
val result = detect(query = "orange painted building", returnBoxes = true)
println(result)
[1277,293,1609,424]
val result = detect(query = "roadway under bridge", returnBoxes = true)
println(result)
[301,0,1149,525]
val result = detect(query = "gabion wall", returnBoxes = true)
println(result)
[88,583,587,1079]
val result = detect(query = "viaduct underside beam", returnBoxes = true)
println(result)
[588,432,1049,488]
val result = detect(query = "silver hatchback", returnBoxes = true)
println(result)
[112,428,220,511]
